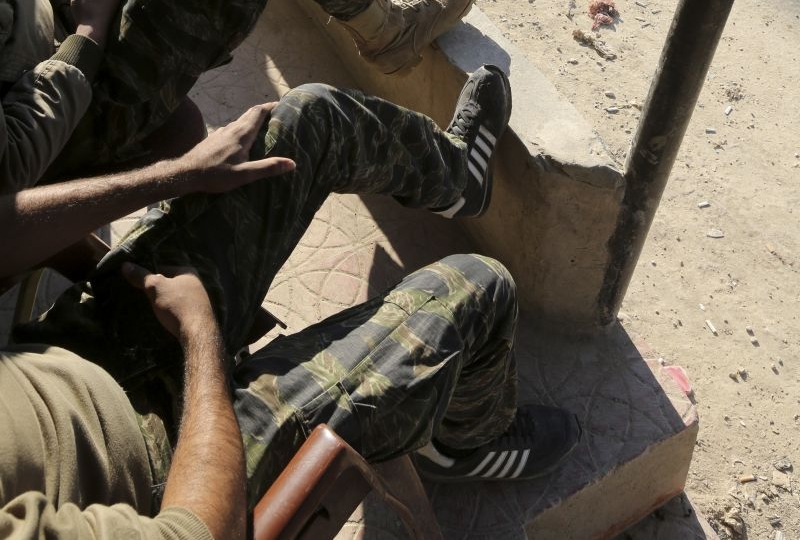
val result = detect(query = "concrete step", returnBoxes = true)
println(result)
[614,492,719,540]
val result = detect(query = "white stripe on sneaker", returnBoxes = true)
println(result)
[478,125,497,146]
[467,451,497,476]
[509,449,530,479]
[470,147,489,173]
[497,450,519,478]
[467,160,484,186]
[482,451,509,478]
[474,133,493,161]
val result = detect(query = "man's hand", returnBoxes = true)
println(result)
[125,262,248,539]
[71,0,124,48]
[178,103,296,194]
[121,263,216,343]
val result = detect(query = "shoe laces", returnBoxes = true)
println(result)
[449,102,479,140]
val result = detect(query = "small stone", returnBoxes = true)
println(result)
[773,458,793,472]
[698,201,711,208]
[707,228,725,238]
[635,0,647,6]
[725,105,734,116]
[567,58,578,64]
[728,372,739,382]
[771,470,791,490]
[771,363,778,373]
[751,337,760,347]
[706,319,718,335]
[699,303,705,310]
[722,505,744,534]
[706,127,717,134]
[604,90,616,99]
[768,516,782,527]
[746,326,754,335]
[737,367,748,379]
[650,260,656,266]
[739,474,756,483]
[605,106,620,114]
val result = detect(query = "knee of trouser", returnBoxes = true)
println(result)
[281,83,339,114]
[442,254,518,314]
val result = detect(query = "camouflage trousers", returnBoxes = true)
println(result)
[17,84,518,508]
[47,0,372,178]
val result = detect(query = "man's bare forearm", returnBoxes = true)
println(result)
[0,159,197,278]
[0,103,294,281]
[161,321,246,539]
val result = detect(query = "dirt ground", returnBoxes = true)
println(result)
[475,0,799,536]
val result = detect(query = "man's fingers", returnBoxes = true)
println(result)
[236,157,296,179]
[121,262,153,290]
[235,104,272,133]
[232,103,277,152]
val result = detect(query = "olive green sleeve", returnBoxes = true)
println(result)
[0,34,103,193]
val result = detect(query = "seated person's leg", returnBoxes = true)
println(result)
[235,254,578,507]
[98,97,208,174]
[319,0,475,75]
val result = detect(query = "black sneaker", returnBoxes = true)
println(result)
[433,64,512,218]
[413,405,581,482]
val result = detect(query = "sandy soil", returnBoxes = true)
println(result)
[476,0,799,536]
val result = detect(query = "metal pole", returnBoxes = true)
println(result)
[598,0,736,324]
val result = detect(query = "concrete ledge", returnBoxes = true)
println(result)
[615,492,720,540]
[297,0,625,331]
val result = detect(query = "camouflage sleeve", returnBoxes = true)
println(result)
[0,34,102,193]
[0,492,214,540]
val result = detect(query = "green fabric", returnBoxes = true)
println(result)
[51,34,104,82]
[0,0,54,84]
